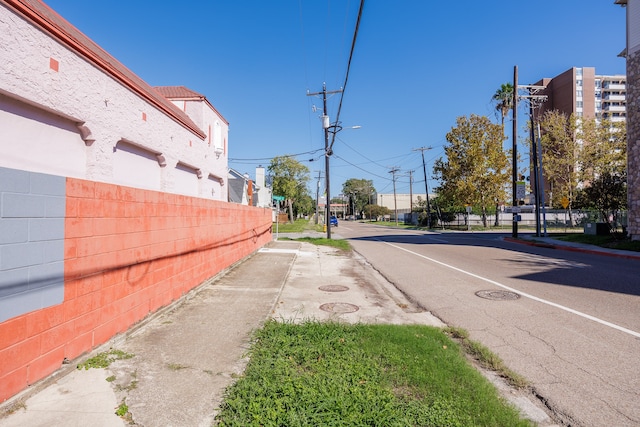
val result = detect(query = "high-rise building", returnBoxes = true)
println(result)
[526,67,626,211]
[533,67,626,122]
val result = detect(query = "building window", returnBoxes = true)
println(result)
[577,101,583,108]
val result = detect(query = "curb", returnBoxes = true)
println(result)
[504,237,640,261]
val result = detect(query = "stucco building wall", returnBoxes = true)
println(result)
[0,0,271,401]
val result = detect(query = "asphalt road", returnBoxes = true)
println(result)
[336,221,640,427]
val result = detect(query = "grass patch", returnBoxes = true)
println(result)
[291,237,350,251]
[444,327,528,389]
[554,232,640,252]
[77,349,133,370]
[216,321,533,426]
[273,218,323,233]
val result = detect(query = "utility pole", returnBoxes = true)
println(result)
[512,66,518,238]
[408,170,414,223]
[520,84,548,237]
[389,167,399,226]
[413,147,432,228]
[314,170,322,225]
[307,83,342,239]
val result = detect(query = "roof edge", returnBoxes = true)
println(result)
[4,0,207,139]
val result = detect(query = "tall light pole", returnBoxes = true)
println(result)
[413,147,432,228]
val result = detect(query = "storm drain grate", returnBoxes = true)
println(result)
[318,285,349,292]
[319,302,360,313]
[475,290,520,301]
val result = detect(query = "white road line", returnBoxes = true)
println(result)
[382,240,640,339]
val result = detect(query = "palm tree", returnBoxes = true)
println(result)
[491,83,514,226]
[492,83,514,128]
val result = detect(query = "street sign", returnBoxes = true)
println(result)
[516,181,526,200]
[561,197,569,209]
[273,195,285,201]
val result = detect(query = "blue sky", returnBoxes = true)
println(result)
[44,0,627,198]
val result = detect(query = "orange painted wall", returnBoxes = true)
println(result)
[0,178,272,402]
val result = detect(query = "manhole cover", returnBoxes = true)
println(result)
[475,290,520,301]
[318,285,350,292]
[319,302,360,313]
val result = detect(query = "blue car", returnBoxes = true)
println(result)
[330,216,338,227]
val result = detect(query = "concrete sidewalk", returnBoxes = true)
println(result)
[0,238,444,427]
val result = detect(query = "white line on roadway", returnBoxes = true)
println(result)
[382,240,640,339]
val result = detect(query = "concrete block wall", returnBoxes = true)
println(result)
[0,168,66,323]
[0,171,272,401]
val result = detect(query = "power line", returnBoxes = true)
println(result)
[228,148,323,162]
[328,0,365,153]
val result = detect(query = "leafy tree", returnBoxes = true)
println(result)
[578,118,627,183]
[367,204,391,219]
[538,111,580,216]
[268,156,310,223]
[295,193,315,218]
[342,178,375,217]
[433,114,509,227]
[491,82,514,226]
[576,172,627,228]
[574,118,627,227]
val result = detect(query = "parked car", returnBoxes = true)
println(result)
[330,216,338,226]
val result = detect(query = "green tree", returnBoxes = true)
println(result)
[295,193,315,218]
[268,156,310,223]
[578,118,627,183]
[576,172,627,228]
[367,204,391,219]
[342,178,375,218]
[538,111,580,214]
[433,114,509,227]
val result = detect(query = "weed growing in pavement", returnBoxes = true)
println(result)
[167,363,188,371]
[215,320,533,426]
[115,399,133,423]
[77,349,133,370]
[0,401,26,418]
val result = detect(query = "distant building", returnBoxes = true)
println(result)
[228,169,251,204]
[377,193,429,215]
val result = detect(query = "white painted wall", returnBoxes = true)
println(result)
[0,2,228,201]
